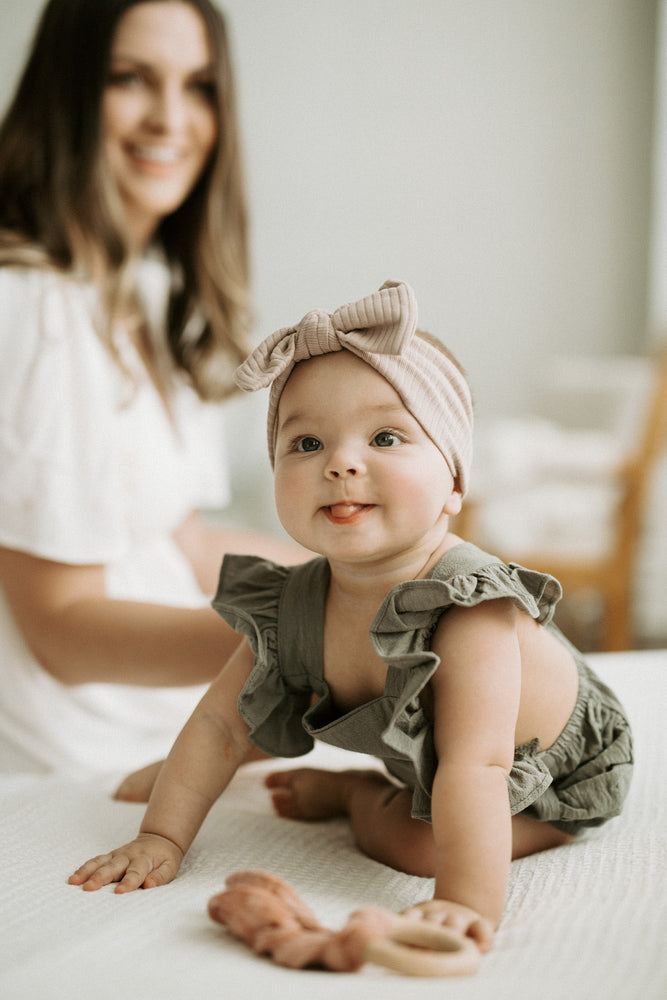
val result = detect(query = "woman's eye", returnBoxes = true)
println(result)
[373,431,400,447]
[108,69,144,88]
[296,436,322,453]
[191,79,217,102]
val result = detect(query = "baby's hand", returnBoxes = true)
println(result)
[400,899,495,954]
[69,833,183,894]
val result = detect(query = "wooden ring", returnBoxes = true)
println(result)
[363,919,481,977]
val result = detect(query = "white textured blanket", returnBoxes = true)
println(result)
[1,651,665,1000]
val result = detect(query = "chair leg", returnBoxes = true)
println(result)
[602,588,632,652]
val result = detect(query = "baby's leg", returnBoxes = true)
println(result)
[266,768,436,877]
[510,813,573,858]
[114,759,164,802]
[115,745,271,803]
[266,768,574,875]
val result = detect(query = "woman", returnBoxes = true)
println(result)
[0,0,296,783]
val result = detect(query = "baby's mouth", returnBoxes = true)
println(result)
[324,503,374,523]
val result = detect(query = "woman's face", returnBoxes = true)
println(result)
[102,1,218,247]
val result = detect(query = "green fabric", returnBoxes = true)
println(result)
[212,542,632,830]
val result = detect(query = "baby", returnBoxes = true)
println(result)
[70,280,633,954]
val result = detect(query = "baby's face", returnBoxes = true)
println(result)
[273,351,462,566]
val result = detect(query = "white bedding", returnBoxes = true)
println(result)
[1,650,665,1000]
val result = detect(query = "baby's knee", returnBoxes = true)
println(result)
[511,814,573,860]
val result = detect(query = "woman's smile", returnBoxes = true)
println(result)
[127,143,185,167]
[103,2,218,247]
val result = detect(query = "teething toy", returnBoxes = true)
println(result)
[208,870,481,977]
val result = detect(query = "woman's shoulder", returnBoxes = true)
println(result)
[0,262,48,311]
[0,261,79,295]
[0,260,118,467]
[0,263,92,351]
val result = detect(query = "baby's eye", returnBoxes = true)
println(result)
[295,436,322,453]
[373,430,400,448]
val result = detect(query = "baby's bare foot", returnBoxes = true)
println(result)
[114,759,164,802]
[266,768,350,820]
[265,767,385,821]
[114,745,269,803]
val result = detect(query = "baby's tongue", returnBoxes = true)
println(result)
[330,503,364,518]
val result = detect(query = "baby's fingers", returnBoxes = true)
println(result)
[70,838,181,894]
[401,901,494,954]
[69,852,139,892]
[129,857,178,892]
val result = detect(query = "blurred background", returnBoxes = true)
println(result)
[1,0,664,650]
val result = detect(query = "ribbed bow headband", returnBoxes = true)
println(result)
[235,280,473,494]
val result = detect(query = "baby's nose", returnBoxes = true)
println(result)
[328,466,358,479]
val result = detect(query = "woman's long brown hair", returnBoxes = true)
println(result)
[0,0,250,399]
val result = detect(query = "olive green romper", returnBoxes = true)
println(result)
[212,542,633,834]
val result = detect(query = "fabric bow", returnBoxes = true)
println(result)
[232,278,473,492]
[235,280,417,392]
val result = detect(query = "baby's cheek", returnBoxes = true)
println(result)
[274,475,313,545]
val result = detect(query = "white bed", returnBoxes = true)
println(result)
[1,650,665,1000]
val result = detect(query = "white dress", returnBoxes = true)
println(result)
[0,260,231,784]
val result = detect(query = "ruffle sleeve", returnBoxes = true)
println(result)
[0,264,227,566]
[212,555,327,756]
[372,549,562,646]
[212,545,566,820]
[0,267,127,562]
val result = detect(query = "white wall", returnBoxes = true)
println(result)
[0,0,658,533]
[649,0,667,341]
[223,0,657,529]
[640,0,667,641]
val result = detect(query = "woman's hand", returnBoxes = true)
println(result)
[68,833,184,894]
[400,899,495,953]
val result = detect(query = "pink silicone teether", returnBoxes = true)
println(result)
[208,870,481,977]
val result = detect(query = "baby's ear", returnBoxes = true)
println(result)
[443,480,463,516]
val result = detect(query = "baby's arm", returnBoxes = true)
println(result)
[69,639,256,893]
[416,598,521,940]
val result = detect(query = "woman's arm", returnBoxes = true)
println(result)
[173,510,308,596]
[70,639,256,892]
[426,598,521,931]
[0,544,240,686]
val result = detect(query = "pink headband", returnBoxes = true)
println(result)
[235,280,473,494]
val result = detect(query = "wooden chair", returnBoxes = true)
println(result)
[456,346,667,651]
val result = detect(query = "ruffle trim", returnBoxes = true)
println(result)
[211,548,563,780]
[369,551,562,804]
[212,555,318,756]
[372,550,562,643]
[213,554,290,639]
[507,739,554,814]
[402,739,555,822]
